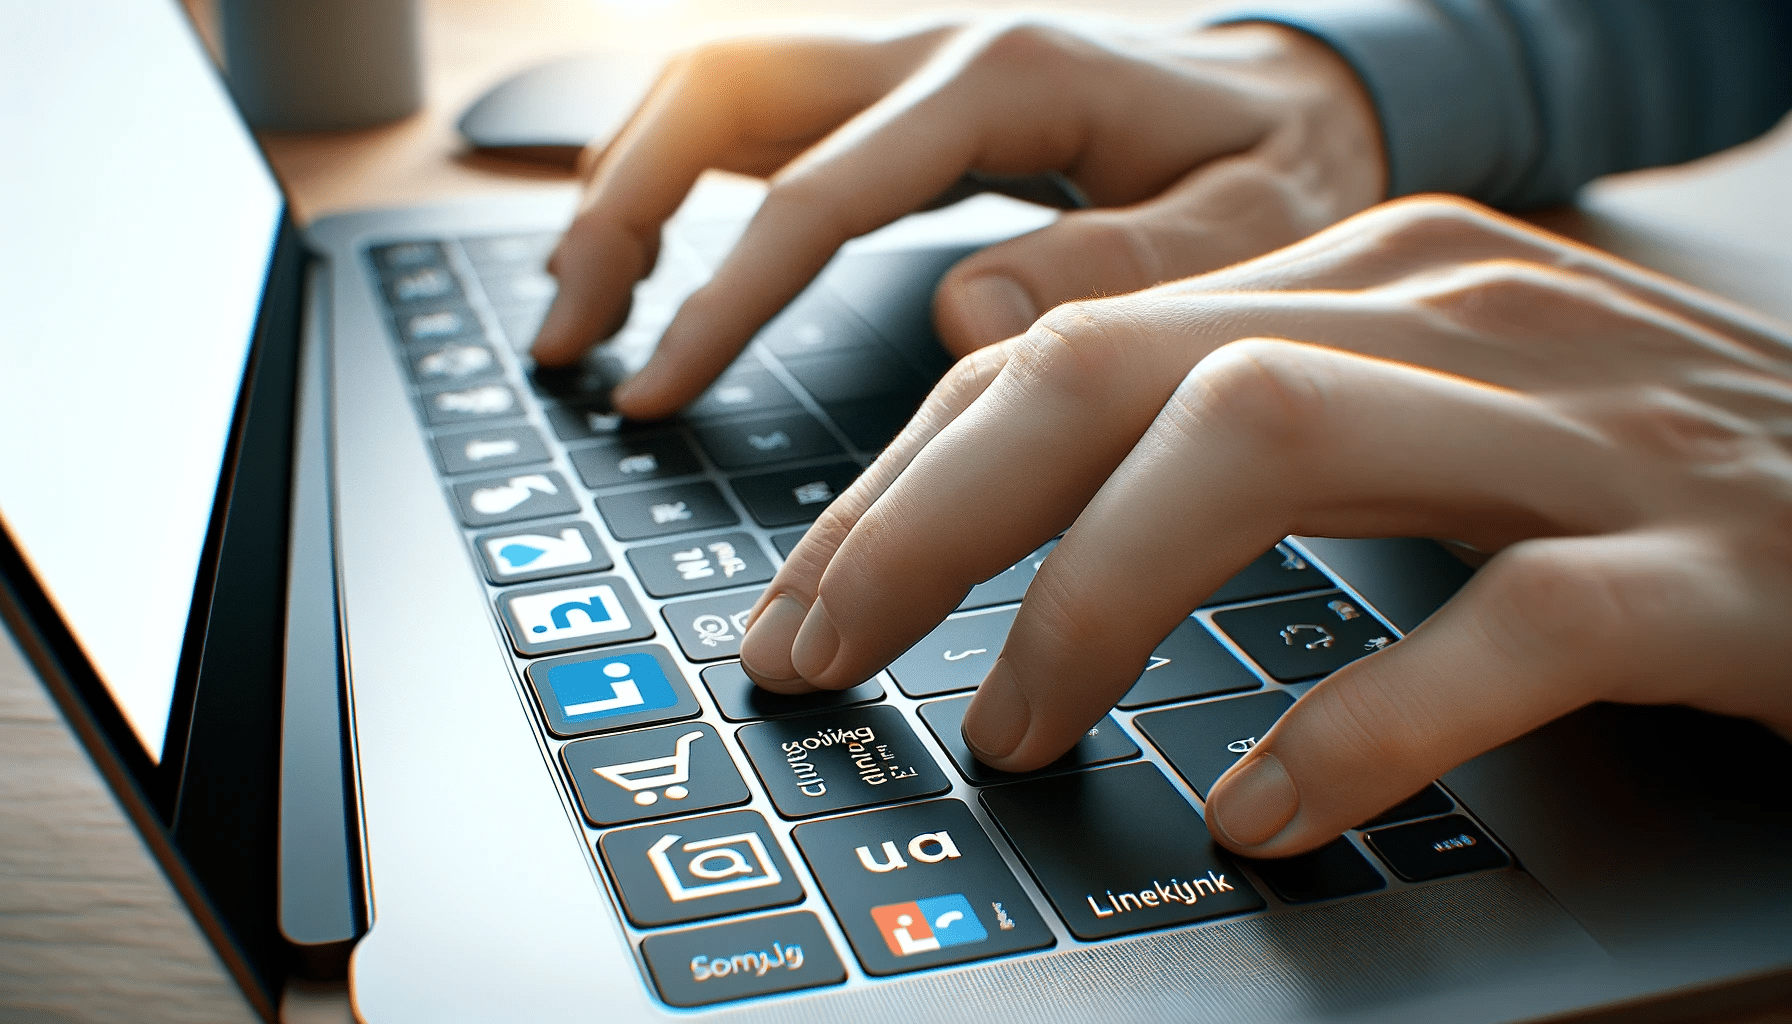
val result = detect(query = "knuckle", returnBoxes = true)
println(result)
[967,19,1075,72]
[1180,338,1330,452]
[1008,300,1141,402]
[1364,194,1505,250]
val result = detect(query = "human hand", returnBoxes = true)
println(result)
[532,15,1383,419]
[735,196,1792,857]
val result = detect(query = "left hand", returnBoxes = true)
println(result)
[735,196,1792,858]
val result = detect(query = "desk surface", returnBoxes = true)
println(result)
[2,1,1789,1022]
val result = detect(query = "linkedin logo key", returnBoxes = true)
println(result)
[526,645,700,738]
[600,811,804,928]
[791,800,1052,975]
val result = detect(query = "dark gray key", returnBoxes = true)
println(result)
[1116,617,1260,709]
[449,469,579,527]
[397,304,480,344]
[681,367,801,421]
[641,912,845,1008]
[528,353,624,404]
[433,424,550,476]
[756,289,880,360]
[407,340,502,388]
[886,607,1016,698]
[736,705,950,819]
[544,403,621,441]
[791,800,1054,976]
[1364,815,1508,881]
[730,461,861,528]
[980,762,1264,940]
[472,519,611,584]
[917,696,1137,785]
[628,532,775,598]
[598,810,804,928]
[956,540,1058,611]
[1246,838,1385,903]
[1212,593,1397,681]
[700,662,883,722]
[769,528,808,560]
[781,349,925,406]
[661,588,764,662]
[825,398,919,455]
[524,644,698,738]
[1132,691,1295,799]
[496,575,657,658]
[384,263,459,306]
[1357,784,1455,829]
[561,722,747,827]
[1205,542,1331,606]
[422,383,521,425]
[595,482,738,541]
[569,432,702,489]
[692,412,843,470]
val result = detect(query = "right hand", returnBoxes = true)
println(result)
[532,15,1386,420]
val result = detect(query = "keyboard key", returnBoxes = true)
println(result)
[661,589,764,662]
[407,340,502,388]
[791,800,1054,976]
[1246,838,1385,903]
[460,232,555,271]
[736,705,951,819]
[398,304,481,345]
[1132,691,1294,799]
[599,810,804,928]
[497,575,657,658]
[423,383,521,425]
[1205,542,1331,605]
[472,519,612,584]
[1364,815,1508,881]
[528,352,624,403]
[692,412,844,470]
[1357,784,1455,829]
[561,722,748,827]
[371,240,444,274]
[681,367,801,421]
[781,348,926,406]
[544,403,623,441]
[1116,617,1260,709]
[628,532,775,598]
[595,482,739,541]
[917,695,1137,785]
[433,424,550,476]
[700,662,884,722]
[825,398,919,455]
[1211,593,1397,681]
[525,644,698,738]
[886,607,1015,698]
[384,264,459,306]
[449,470,579,527]
[730,461,862,528]
[956,540,1058,612]
[756,290,880,360]
[641,912,846,1008]
[569,433,702,490]
[980,763,1263,940]
[769,528,807,560]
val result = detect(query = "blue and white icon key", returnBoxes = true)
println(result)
[509,583,631,644]
[549,652,680,723]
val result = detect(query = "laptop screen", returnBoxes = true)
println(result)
[0,0,282,762]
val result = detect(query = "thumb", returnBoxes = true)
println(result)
[932,154,1320,354]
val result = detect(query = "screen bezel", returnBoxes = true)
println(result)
[0,211,307,1020]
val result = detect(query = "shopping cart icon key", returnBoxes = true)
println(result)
[595,730,705,806]
[562,723,751,827]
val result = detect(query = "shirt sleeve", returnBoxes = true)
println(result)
[1213,0,1792,207]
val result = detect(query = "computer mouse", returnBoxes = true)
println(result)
[458,51,662,169]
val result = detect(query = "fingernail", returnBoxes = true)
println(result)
[1209,755,1299,848]
[953,275,1038,343]
[962,659,1030,763]
[740,594,806,685]
[789,597,841,682]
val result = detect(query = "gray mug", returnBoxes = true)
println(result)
[221,0,422,130]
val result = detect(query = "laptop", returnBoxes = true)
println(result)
[3,1,1788,1021]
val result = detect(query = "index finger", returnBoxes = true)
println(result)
[531,31,948,374]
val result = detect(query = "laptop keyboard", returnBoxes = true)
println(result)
[365,233,1511,1010]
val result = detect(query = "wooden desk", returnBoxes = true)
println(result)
[2,1,1788,1022]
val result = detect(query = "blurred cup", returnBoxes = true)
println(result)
[220,0,422,130]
